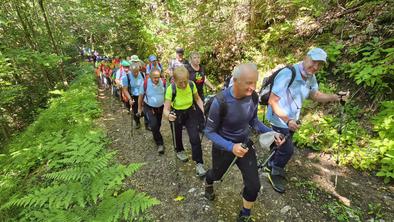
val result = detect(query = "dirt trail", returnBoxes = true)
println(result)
[97,88,394,222]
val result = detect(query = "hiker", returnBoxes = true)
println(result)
[163,66,206,177]
[146,55,163,75]
[167,47,189,81]
[204,63,284,222]
[265,48,349,193]
[185,51,215,101]
[122,63,144,129]
[115,60,128,102]
[137,68,166,154]
[185,51,215,132]
[130,55,146,75]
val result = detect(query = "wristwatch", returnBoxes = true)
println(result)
[286,119,292,126]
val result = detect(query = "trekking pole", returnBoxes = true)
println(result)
[335,93,347,188]
[169,111,181,194]
[216,143,249,188]
[257,120,301,169]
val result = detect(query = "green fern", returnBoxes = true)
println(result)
[93,190,160,222]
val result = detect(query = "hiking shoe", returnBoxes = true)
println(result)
[237,214,255,222]
[157,145,164,154]
[268,173,286,193]
[204,184,215,201]
[176,151,188,162]
[195,163,207,177]
[134,122,141,129]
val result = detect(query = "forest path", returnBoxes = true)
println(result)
[97,87,394,222]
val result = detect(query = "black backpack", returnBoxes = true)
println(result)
[204,90,259,128]
[258,66,296,105]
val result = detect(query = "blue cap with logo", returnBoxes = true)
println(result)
[307,48,327,63]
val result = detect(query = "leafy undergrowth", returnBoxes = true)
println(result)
[0,65,159,221]
[292,99,394,183]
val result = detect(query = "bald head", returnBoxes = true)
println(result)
[232,63,258,98]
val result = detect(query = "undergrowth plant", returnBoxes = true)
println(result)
[0,65,159,221]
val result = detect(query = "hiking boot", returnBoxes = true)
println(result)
[145,124,151,131]
[176,151,188,162]
[204,184,215,201]
[267,165,286,193]
[195,163,206,177]
[134,122,141,129]
[157,145,164,154]
[237,214,255,222]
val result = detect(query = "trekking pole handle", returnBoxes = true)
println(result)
[337,92,347,105]
[169,111,176,122]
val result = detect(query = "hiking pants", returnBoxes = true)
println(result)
[205,141,261,202]
[172,107,203,164]
[270,126,295,169]
[144,103,164,145]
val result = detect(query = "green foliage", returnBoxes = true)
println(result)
[325,41,345,63]
[323,201,362,222]
[368,203,384,220]
[295,98,394,183]
[340,37,394,96]
[295,180,320,202]
[373,101,394,183]
[0,66,159,221]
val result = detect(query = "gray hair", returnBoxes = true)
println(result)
[232,63,258,79]
[130,62,140,71]
[189,51,200,60]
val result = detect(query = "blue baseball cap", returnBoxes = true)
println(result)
[307,48,327,63]
[149,55,157,62]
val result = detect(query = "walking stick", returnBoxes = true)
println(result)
[169,111,181,194]
[215,143,249,190]
[335,93,346,188]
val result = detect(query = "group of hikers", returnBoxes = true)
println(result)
[94,47,349,222]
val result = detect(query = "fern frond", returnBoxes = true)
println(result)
[6,182,86,209]
[89,163,143,203]
[94,189,160,222]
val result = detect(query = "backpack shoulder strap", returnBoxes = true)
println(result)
[216,92,227,117]
[171,82,176,102]
[143,78,148,93]
[189,80,194,93]
[287,65,296,88]
[251,91,259,105]
[126,74,131,94]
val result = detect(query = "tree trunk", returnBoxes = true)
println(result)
[37,0,68,86]
[13,1,36,49]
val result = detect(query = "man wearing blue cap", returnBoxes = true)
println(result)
[265,48,349,193]
[146,55,163,75]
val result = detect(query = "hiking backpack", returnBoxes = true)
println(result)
[258,65,296,105]
[204,90,259,127]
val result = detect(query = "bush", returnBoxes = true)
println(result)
[0,65,159,221]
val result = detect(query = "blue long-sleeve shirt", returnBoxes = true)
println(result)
[204,87,272,152]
